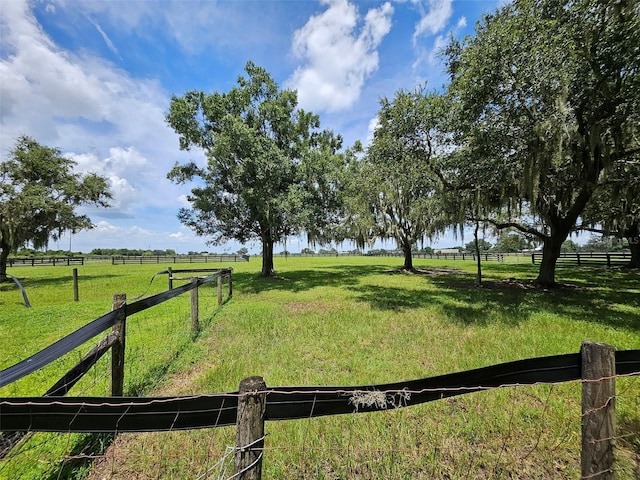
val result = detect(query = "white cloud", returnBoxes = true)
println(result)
[408,1,467,78]
[287,0,393,112]
[177,195,191,208]
[0,0,170,153]
[43,0,286,57]
[86,16,120,57]
[426,34,449,66]
[64,147,152,218]
[0,0,203,227]
[412,0,453,44]
[366,116,380,145]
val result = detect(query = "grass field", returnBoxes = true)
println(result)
[1,256,639,479]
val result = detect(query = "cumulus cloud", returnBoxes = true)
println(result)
[64,147,153,218]
[0,0,170,154]
[366,116,380,145]
[407,0,467,77]
[0,0,202,224]
[286,0,393,112]
[70,221,159,248]
[60,221,235,253]
[411,0,453,44]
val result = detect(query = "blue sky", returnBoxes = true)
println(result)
[1,0,502,254]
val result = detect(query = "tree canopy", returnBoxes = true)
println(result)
[346,88,446,271]
[166,62,346,277]
[580,149,640,266]
[443,0,640,284]
[0,136,111,281]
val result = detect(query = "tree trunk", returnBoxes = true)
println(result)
[535,233,564,286]
[625,224,639,268]
[401,239,414,271]
[474,222,482,286]
[629,241,640,268]
[0,237,10,283]
[261,235,275,277]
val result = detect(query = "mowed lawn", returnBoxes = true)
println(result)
[1,256,639,479]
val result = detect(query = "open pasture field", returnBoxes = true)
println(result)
[1,256,639,479]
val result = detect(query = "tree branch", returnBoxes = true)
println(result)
[478,218,547,240]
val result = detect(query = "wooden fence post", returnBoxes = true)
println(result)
[73,268,79,302]
[234,376,266,480]
[191,278,199,334]
[218,274,223,305]
[581,341,616,480]
[168,267,173,290]
[111,293,127,397]
[228,271,233,298]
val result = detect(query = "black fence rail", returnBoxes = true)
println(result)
[0,268,233,458]
[7,257,85,267]
[365,252,505,262]
[532,252,631,267]
[2,347,638,432]
[0,268,233,389]
[1,344,638,479]
[111,254,249,265]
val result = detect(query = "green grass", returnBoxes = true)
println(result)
[1,257,639,479]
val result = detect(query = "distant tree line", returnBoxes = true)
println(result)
[462,235,631,254]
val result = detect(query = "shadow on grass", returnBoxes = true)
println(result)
[374,265,640,330]
[1,273,121,290]
[232,264,388,294]
[230,261,640,331]
[348,281,533,327]
[44,433,113,480]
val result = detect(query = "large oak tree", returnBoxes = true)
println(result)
[0,136,111,281]
[166,62,345,277]
[347,88,446,271]
[445,0,640,285]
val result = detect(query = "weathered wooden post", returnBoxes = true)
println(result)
[217,273,223,305]
[72,268,79,302]
[191,277,199,334]
[234,376,266,480]
[228,270,233,298]
[581,341,616,480]
[167,267,173,290]
[111,293,127,396]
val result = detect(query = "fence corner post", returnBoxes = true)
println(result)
[581,341,616,480]
[111,293,127,397]
[217,273,223,305]
[228,269,233,298]
[191,277,199,334]
[234,376,266,480]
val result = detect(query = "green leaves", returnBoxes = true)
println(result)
[0,136,111,280]
[166,61,346,275]
[443,0,640,283]
[347,88,446,269]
